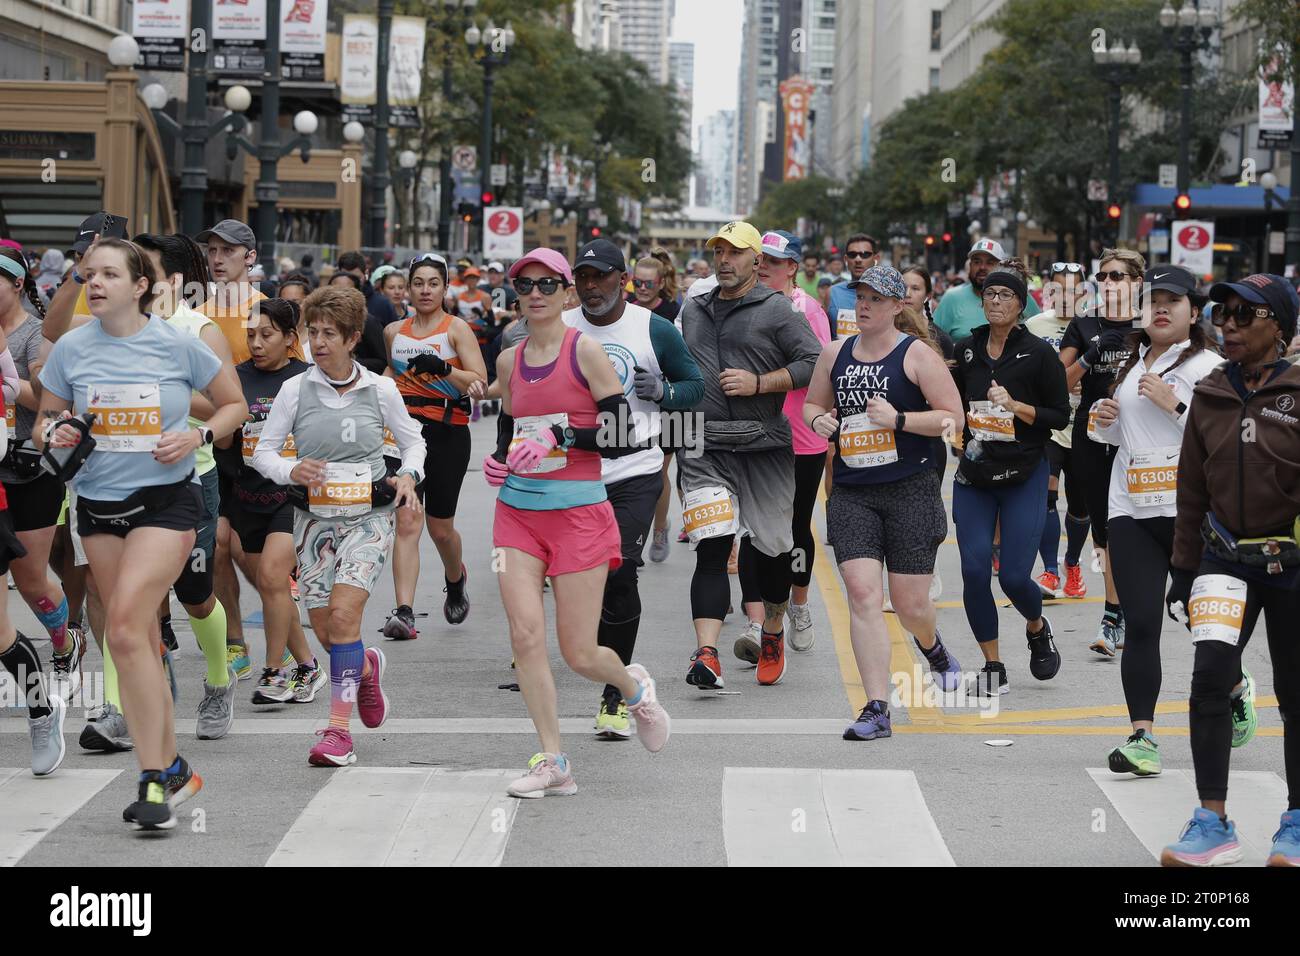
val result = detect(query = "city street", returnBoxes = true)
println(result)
[1,419,1285,868]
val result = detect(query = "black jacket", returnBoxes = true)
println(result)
[951,323,1070,480]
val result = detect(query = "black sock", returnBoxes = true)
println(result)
[1,632,50,719]
[598,615,640,701]
[1104,601,1122,623]
[1064,514,1091,567]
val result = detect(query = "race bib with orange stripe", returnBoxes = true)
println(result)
[87,383,162,452]
[682,486,736,543]
[1125,446,1179,507]
[966,401,1015,442]
[1189,574,1247,646]
[838,412,898,468]
[308,462,372,518]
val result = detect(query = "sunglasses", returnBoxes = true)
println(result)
[1095,270,1139,282]
[1210,302,1274,328]
[409,253,448,269]
[632,279,658,289]
[846,250,875,260]
[513,276,565,295]
[1051,262,1083,274]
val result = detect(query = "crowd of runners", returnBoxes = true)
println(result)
[0,210,1295,867]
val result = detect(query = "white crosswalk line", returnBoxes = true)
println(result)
[0,767,122,866]
[723,768,954,867]
[1088,768,1288,865]
[265,768,519,867]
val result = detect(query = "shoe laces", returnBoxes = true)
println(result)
[760,632,782,661]
[197,684,226,718]
[293,662,315,681]
[1272,815,1300,845]
[855,703,887,725]
[314,727,350,747]
[1179,813,1220,843]
[691,647,716,664]
[1231,696,1247,723]
[358,661,378,706]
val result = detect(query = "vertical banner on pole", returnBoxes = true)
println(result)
[132,0,189,71]
[779,76,814,181]
[212,0,269,77]
[341,14,378,124]
[281,0,328,82]
[389,16,428,129]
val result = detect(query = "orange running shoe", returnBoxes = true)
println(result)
[1037,570,1061,598]
[757,630,787,685]
[687,646,724,688]
[1063,562,1087,598]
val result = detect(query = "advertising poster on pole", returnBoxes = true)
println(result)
[1259,43,1294,149]
[340,14,378,124]
[212,0,268,77]
[281,0,328,82]
[779,76,814,181]
[389,16,427,129]
[132,0,188,72]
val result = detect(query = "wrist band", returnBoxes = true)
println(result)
[895,411,906,432]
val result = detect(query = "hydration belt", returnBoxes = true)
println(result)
[1201,512,1300,576]
[403,393,470,425]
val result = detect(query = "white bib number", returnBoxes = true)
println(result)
[510,413,568,474]
[1188,574,1248,646]
[682,486,737,543]
[838,412,898,468]
[87,383,162,452]
[836,308,858,339]
[1125,446,1179,507]
[966,401,1015,442]
[308,462,372,518]
[241,420,296,465]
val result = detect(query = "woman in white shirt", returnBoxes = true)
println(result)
[1091,265,1222,778]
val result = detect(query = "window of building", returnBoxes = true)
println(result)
[929,67,940,90]
[931,10,942,51]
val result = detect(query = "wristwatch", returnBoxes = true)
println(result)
[71,269,86,285]
[196,426,214,446]
[558,425,577,450]
[895,411,907,432]
[1174,401,1188,417]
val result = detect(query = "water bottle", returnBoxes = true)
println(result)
[41,413,97,483]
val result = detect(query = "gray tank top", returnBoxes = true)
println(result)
[6,315,43,440]
[293,370,387,483]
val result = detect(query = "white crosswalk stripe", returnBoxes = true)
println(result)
[723,768,955,867]
[0,767,122,866]
[265,768,520,867]
[1088,768,1288,866]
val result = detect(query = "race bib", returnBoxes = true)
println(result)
[87,383,162,452]
[682,486,737,543]
[836,308,858,338]
[966,401,1015,442]
[510,413,568,474]
[308,462,372,518]
[5,403,13,441]
[241,420,296,465]
[1188,574,1248,646]
[838,412,898,468]
[382,427,399,460]
[1125,446,1179,507]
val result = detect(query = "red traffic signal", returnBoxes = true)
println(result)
[941,231,952,243]
[1106,203,1122,220]
[481,191,494,205]
[591,226,601,237]
[1174,193,1192,212]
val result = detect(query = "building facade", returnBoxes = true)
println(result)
[870,3,945,148]
[698,109,737,213]
[938,0,1009,91]
[829,0,874,182]
[800,0,837,177]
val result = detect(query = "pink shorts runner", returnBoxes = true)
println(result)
[493,499,622,576]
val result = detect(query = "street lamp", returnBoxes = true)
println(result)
[107,34,140,69]
[399,149,419,247]
[437,0,479,250]
[1161,2,1217,200]
[467,18,515,250]
[1093,37,1141,230]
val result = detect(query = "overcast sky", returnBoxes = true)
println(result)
[671,0,743,139]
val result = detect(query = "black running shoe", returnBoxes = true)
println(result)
[383,605,418,641]
[123,772,176,831]
[160,615,178,651]
[1027,617,1061,681]
[444,565,470,625]
[977,661,1009,697]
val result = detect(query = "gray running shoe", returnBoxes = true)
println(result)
[30,694,67,776]
[788,603,815,652]
[79,701,134,752]
[649,528,670,564]
[196,666,238,740]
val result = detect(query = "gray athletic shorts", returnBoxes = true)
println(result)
[827,468,947,574]
[678,446,795,556]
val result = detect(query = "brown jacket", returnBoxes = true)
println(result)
[1173,360,1300,571]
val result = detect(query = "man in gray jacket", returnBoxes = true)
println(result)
[679,221,821,690]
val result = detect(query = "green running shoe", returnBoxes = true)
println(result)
[1108,729,1162,776]
[1231,667,1257,749]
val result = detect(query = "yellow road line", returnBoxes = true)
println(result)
[929,596,1104,609]
[894,724,1284,737]
[908,696,1279,727]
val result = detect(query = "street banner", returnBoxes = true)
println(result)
[281,0,327,82]
[389,16,427,129]
[484,207,524,260]
[1259,44,1294,149]
[1170,220,1215,277]
[212,0,268,77]
[340,13,378,123]
[779,76,814,181]
[132,0,188,71]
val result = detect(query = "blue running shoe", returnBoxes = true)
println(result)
[914,633,962,692]
[1161,807,1243,867]
[843,700,891,741]
[1268,810,1300,867]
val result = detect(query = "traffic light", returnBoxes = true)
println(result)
[1106,203,1122,221]
[481,191,494,206]
[941,231,952,243]
[924,235,936,247]
[1173,193,1192,218]
[591,226,601,237]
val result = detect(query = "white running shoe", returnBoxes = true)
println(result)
[733,620,761,664]
[788,603,815,651]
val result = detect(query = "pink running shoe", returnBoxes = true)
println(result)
[308,728,356,767]
[625,663,670,753]
[357,647,389,729]
[506,753,578,798]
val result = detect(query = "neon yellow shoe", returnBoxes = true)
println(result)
[227,644,252,681]
[594,696,632,740]
[1108,729,1162,776]
[1231,667,1257,749]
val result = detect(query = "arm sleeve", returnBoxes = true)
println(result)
[649,316,704,411]
[1031,348,1071,432]
[554,393,649,458]
[250,374,301,486]
[1171,395,1211,571]
[0,349,18,405]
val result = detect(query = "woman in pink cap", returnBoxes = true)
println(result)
[484,247,671,797]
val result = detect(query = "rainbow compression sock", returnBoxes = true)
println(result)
[328,640,365,731]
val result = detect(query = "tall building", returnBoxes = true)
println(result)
[800,0,837,177]
[938,0,1010,91]
[870,3,944,144]
[698,110,738,213]
[829,0,874,181]
[736,0,783,215]
[572,0,622,53]
[618,0,673,83]
[669,40,695,144]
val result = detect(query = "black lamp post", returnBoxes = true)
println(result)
[1159,2,1218,200]
[368,0,396,249]
[1092,38,1141,219]
[466,19,515,250]
[437,0,479,250]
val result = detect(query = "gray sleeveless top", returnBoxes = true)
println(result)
[293,369,388,484]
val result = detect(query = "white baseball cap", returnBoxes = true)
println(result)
[968,238,1006,262]
[487,261,505,273]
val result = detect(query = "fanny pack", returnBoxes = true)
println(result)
[0,441,46,485]
[955,455,1032,489]
[704,420,764,447]
[79,471,196,522]
[1201,512,1300,576]
[287,465,398,513]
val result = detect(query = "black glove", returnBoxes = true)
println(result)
[1165,567,1196,628]
[409,352,452,378]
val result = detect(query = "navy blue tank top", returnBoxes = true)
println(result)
[831,333,934,485]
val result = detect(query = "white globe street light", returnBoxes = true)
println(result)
[343,121,366,144]
[465,23,481,46]
[107,35,140,68]
[293,110,319,136]
[399,149,418,169]
[1261,171,1279,191]
[224,85,252,113]
[140,83,169,111]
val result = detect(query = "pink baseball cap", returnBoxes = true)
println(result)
[507,247,574,284]
[0,239,22,252]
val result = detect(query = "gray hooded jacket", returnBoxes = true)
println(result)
[681,281,821,452]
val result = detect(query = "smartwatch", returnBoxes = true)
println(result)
[895,411,906,432]
[196,426,214,446]
[72,270,86,285]
[558,426,577,450]
[1173,401,1188,417]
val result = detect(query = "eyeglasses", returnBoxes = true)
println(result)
[513,276,565,295]
[1210,302,1274,328]
[982,289,1018,303]
[409,253,448,269]
[632,279,658,289]
[1051,262,1083,275]
[845,250,875,260]
[1095,270,1139,283]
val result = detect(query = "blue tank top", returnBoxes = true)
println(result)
[831,332,933,485]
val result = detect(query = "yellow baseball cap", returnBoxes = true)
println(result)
[705,221,763,255]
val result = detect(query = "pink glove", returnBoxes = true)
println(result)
[483,454,509,487]
[506,428,558,473]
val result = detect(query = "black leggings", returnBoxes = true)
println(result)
[738,451,824,600]
[1072,440,1115,549]
[693,533,792,622]
[1108,515,1173,723]
[1188,564,1300,808]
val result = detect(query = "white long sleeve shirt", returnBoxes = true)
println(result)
[251,361,426,487]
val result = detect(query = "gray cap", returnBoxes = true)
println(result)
[196,219,256,249]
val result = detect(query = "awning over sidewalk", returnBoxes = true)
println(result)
[1132,182,1290,208]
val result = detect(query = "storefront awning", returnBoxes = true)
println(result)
[1132,183,1291,209]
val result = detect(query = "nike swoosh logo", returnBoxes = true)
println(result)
[1165,452,1178,461]
[1015,353,1030,359]
[139,392,153,400]
[1154,272,1169,279]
